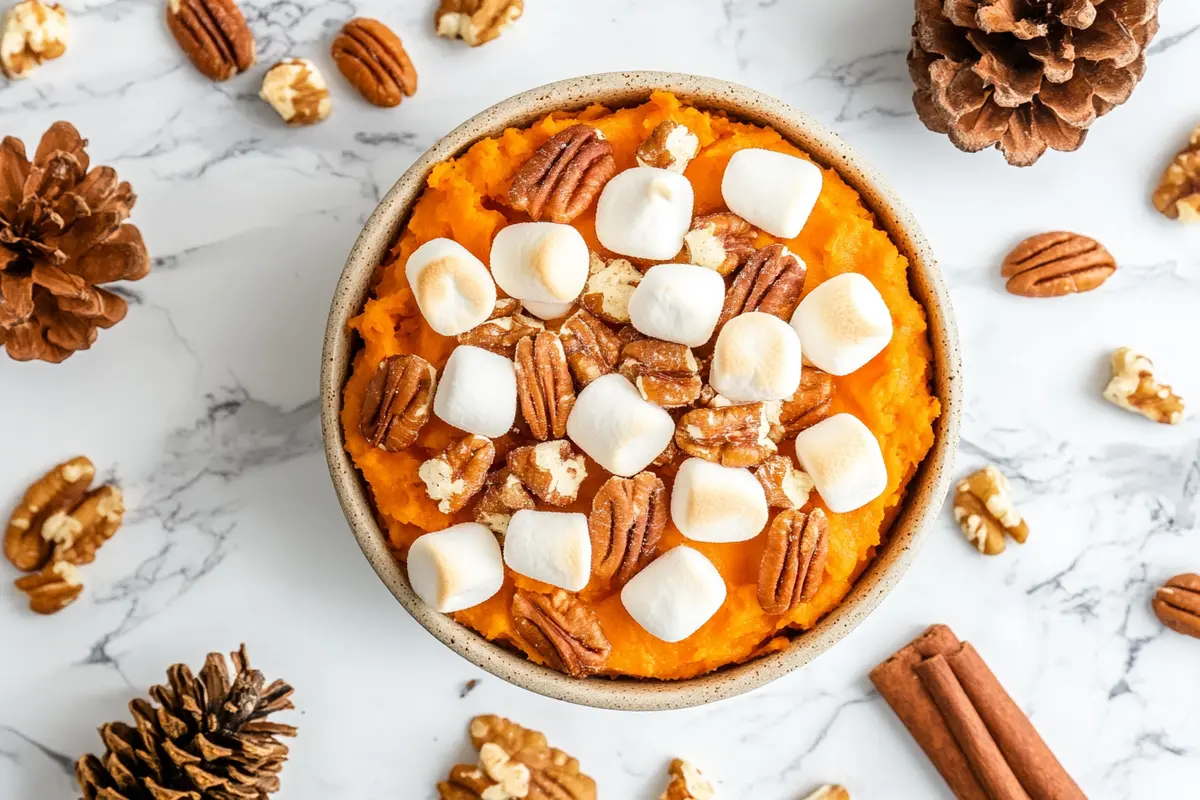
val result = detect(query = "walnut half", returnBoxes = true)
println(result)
[660,759,719,800]
[1153,124,1200,223]
[952,466,1028,555]
[436,0,523,47]
[419,435,495,514]
[507,440,587,506]
[1103,347,1185,425]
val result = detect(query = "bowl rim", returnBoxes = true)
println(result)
[320,70,962,711]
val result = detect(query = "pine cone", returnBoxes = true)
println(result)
[0,121,149,363]
[76,645,297,800]
[909,0,1160,166]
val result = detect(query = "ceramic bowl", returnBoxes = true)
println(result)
[321,71,962,711]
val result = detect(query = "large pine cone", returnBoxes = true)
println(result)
[0,121,149,363]
[910,0,1160,166]
[76,645,296,800]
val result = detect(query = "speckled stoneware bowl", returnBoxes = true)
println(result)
[321,71,962,711]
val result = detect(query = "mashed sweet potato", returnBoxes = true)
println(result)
[342,92,940,680]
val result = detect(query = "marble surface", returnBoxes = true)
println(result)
[3,1,1200,797]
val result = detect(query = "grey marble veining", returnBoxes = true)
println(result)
[2,1,1199,798]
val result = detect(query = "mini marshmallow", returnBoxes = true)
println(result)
[503,510,591,592]
[710,312,803,402]
[627,263,725,347]
[721,148,823,239]
[790,273,893,376]
[433,345,517,437]
[670,458,769,543]
[620,546,726,642]
[407,523,505,613]
[793,413,888,513]
[490,222,589,305]
[522,298,575,320]
[404,238,497,336]
[595,167,694,260]
[566,373,676,477]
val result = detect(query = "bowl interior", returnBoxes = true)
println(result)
[320,71,962,711]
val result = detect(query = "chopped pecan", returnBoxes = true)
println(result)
[1153,124,1200,223]
[509,126,617,224]
[456,715,598,800]
[14,560,83,614]
[359,354,437,451]
[331,18,417,108]
[512,589,612,678]
[777,368,834,437]
[682,212,757,276]
[635,121,700,173]
[1153,573,1200,639]
[1,0,68,79]
[473,468,535,535]
[166,0,255,82]
[589,473,667,587]
[507,440,587,506]
[754,456,815,509]
[558,309,620,387]
[757,508,829,614]
[515,331,575,440]
[580,252,641,324]
[4,455,94,571]
[435,0,523,47]
[675,403,776,468]
[952,466,1028,555]
[1103,347,1185,425]
[660,759,718,800]
[618,339,701,408]
[419,434,495,514]
[717,244,807,330]
[800,787,851,800]
[1001,232,1116,297]
[652,437,680,468]
[457,298,545,357]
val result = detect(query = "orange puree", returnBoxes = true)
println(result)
[341,92,940,680]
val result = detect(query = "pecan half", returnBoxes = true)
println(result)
[757,508,829,614]
[1103,347,1185,425]
[507,440,587,506]
[717,244,807,330]
[419,435,495,514]
[509,125,616,223]
[618,339,701,408]
[589,473,667,587]
[952,466,1028,555]
[754,456,815,510]
[1001,232,1116,297]
[435,0,523,47]
[473,468,535,535]
[682,212,757,276]
[515,331,575,440]
[14,560,83,614]
[676,403,776,468]
[457,298,545,357]
[512,589,612,678]
[1152,124,1200,223]
[5,455,94,572]
[635,121,700,173]
[166,0,256,82]
[558,309,620,387]
[331,18,417,108]
[660,759,718,800]
[777,368,834,438]
[359,354,437,451]
[580,252,641,324]
[1153,573,1200,639]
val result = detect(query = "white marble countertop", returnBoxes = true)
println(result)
[3,1,1200,798]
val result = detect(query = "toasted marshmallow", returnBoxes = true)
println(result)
[790,273,893,376]
[490,222,589,305]
[433,345,517,437]
[503,510,591,592]
[407,523,504,613]
[620,546,726,642]
[627,263,725,347]
[566,373,675,477]
[522,298,575,320]
[595,167,694,260]
[671,458,769,543]
[405,238,497,336]
[709,312,802,402]
[793,413,887,513]
[721,148,823,238]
